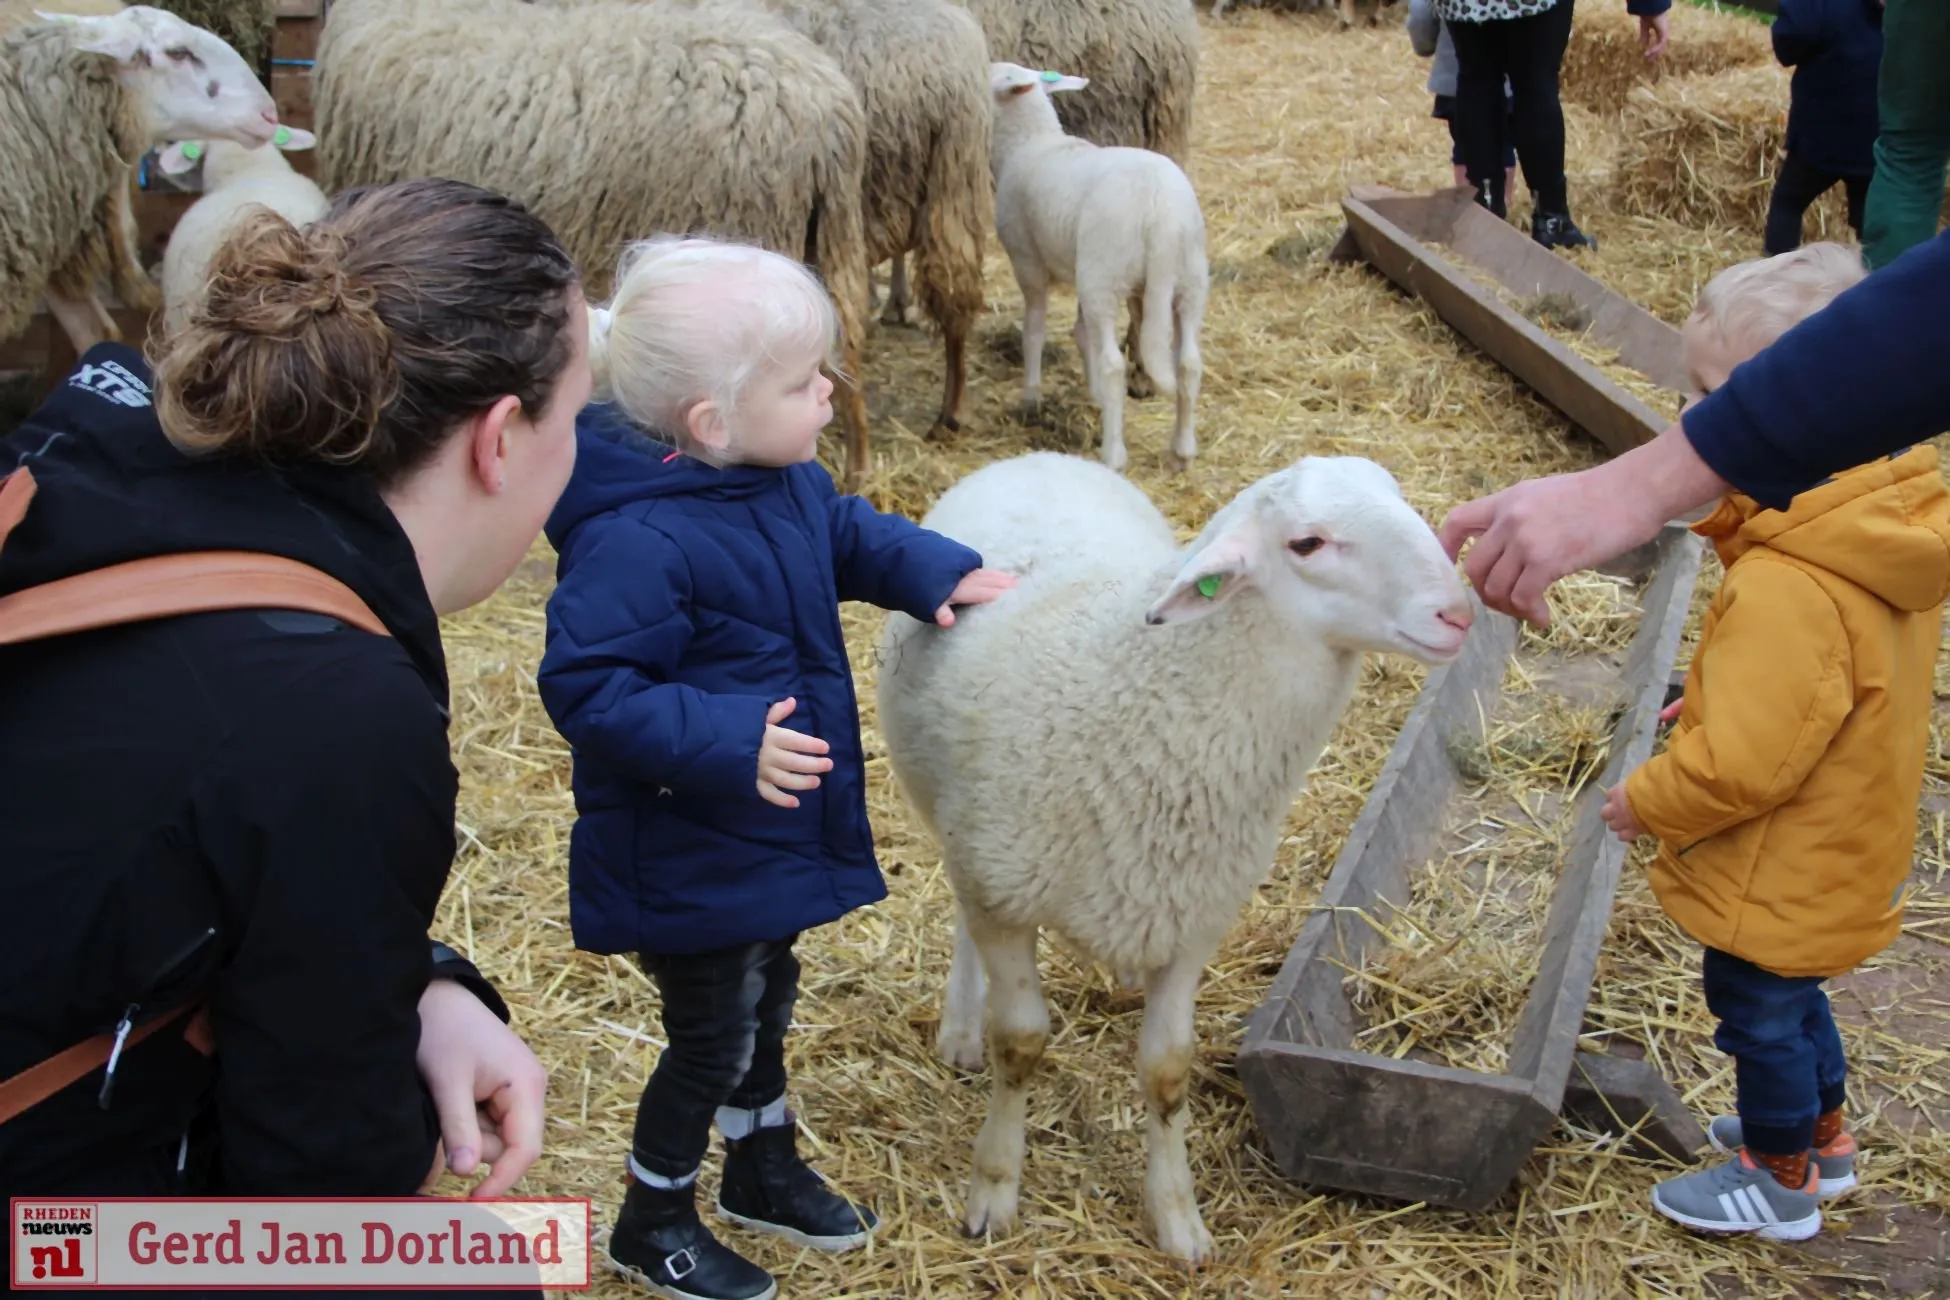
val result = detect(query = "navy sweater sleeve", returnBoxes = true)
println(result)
[1681,230,1950,510]
[538,517,771,800]
[1769,0,1826,65]
[821,476,984,623]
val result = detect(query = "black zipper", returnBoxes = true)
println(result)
[98,925,219,1111]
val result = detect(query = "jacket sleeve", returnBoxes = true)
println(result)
[823,478,984,623]
[537,517,771,799]
[1769,0,1822,65]
[430,942,510,1023]
[199,652,458,1196]
[1625,561,1853,848]
[1406,0,1439,57]
[1681,230,1950,510]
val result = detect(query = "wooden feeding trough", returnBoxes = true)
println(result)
[1235,183,1714,1211]
[1328,184,1686,458]
[1238,523,1706,1211]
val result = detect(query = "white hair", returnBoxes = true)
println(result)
[588,234,840,463]
[1693,241,1868,357]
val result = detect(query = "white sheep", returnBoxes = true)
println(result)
[874,450,1476,1261]
[988,62,1209,474]
[157,127,324,334]
[0,5,283,356]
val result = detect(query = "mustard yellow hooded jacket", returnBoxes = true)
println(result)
[1624,445,1950,979]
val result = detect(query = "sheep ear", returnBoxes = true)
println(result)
[1144,524,1261,626]
[271,125,316,151]
[156,141,201,175]
[1042,72,1090,93]
[50,14,148,62]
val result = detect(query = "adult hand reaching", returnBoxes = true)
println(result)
[417,977,550,1198]
[1437,423,1730,625]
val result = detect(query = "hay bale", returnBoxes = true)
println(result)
[1562,3,1774,117]
[1611,63,1853,240]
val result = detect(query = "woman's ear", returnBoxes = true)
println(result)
[685,400,730,455]
[469,394,525,494]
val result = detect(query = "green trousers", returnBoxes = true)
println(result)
[1861,0,1950,270]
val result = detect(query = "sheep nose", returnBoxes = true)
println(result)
[1436,602,1475,634]
[261,108,280,127]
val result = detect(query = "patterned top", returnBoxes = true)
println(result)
[1432,0,1562,21]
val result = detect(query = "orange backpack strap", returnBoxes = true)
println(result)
[0,466,388,643]
[0,463,385,1126]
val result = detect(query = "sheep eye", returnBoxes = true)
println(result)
[165,46,194,61]
[1288,537,1325,557]
[205,78,219,97]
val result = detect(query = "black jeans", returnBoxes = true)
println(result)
[1448,0,1576,217]
[632,936,800,1179]
[1703,948,1849,1157]
[1764,152,1870,256]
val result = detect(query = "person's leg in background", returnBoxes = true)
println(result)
[1447,16,1515,217]
[1500,84,1520,200]
[1861,0,1950,270]
[1503,0,1590,248]
[1841,171,1871,244]
[1765,152,1841,256]
[1436,93,1471,188]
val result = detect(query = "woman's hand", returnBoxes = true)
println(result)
[1600,783,1646,843]
[1640,12,1669,59]
[757,696,832,809]
[416,977,549,1198]
[935,568,1018,627]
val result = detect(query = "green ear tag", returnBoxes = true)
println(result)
[1041,69,1061,82]
[181,141,203,162]
[1196,574,1222,599]
[273,125,291,147]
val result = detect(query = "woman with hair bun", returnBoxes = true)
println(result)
[0,177,590,1269]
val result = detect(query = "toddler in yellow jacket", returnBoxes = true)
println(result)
[1600,242,1950,1242]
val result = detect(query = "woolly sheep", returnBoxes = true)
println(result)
[537,0,993,441]
[157,128,323,334]
[0,6,283,355]
[314,0,878,487]
[988,62,1209,473]
[874,450,1476,1260]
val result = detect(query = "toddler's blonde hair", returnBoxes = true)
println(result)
[1692,241,1868,359]
[588,235,839,464]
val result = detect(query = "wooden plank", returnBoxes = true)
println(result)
[1238,525,1704,1211]
[1561,1051,1707,1163]
[1336,188,1678,456]
[271,65,314,129]
[272,14,321,62]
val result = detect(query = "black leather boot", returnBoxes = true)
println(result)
[606,1175,776,1300]
[717,1122,878,1252]
[1532,211,1598,251]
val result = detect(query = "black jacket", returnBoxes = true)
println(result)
[1772,0,1883,176]
[0,345,508,1202]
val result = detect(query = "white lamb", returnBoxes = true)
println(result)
[875,451,1476,1261]
[987,62,1209,474]
[157,126,323,333]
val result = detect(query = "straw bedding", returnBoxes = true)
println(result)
[1560,2,1773,118]
[2,3,1926,1295]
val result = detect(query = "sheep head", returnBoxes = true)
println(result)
[41,5,281,149]
[1144,456,1476,665]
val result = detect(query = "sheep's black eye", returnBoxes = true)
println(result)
[165,46,194,62]
[206,78,219,97]
[1288,537,1325,557]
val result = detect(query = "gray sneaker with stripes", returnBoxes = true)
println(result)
[1650,1151,1822,1242]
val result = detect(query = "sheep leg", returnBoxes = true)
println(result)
[1171,309,1202,470]
[883,254,911,327]
[963,916,1045,1240]
[1079,298,1128,473]
[1339,0,1357,28]
[1139,948,1216,1263]
[45,292,112,357]
[937,908,989,1071]
[1016,279,1049,423]
[930,318,968,440]
[1123,294,1154,400]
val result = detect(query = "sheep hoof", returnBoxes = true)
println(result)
[963,1178,1019,1238]
[1126,373,1155,401]
[1171,451,1196,474]
[927,414,961,442]
[937,1025,987,1072]
[880,301,909,328]
[1152,1210,1215,1264]
[1015,396,1044,425]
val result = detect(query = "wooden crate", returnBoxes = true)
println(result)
[1237,523,1707,1211]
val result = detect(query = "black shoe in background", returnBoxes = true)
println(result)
[718,1123,878,1252]
[1533,212,1598,251]
[607,1177,777,1300]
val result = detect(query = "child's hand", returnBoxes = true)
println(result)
[935,568,1018,627]
[1600,783,1645,843]
[757,697,832,809]
[1659,697,1683,725]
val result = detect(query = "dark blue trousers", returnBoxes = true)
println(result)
[1702,947,1849,1156]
